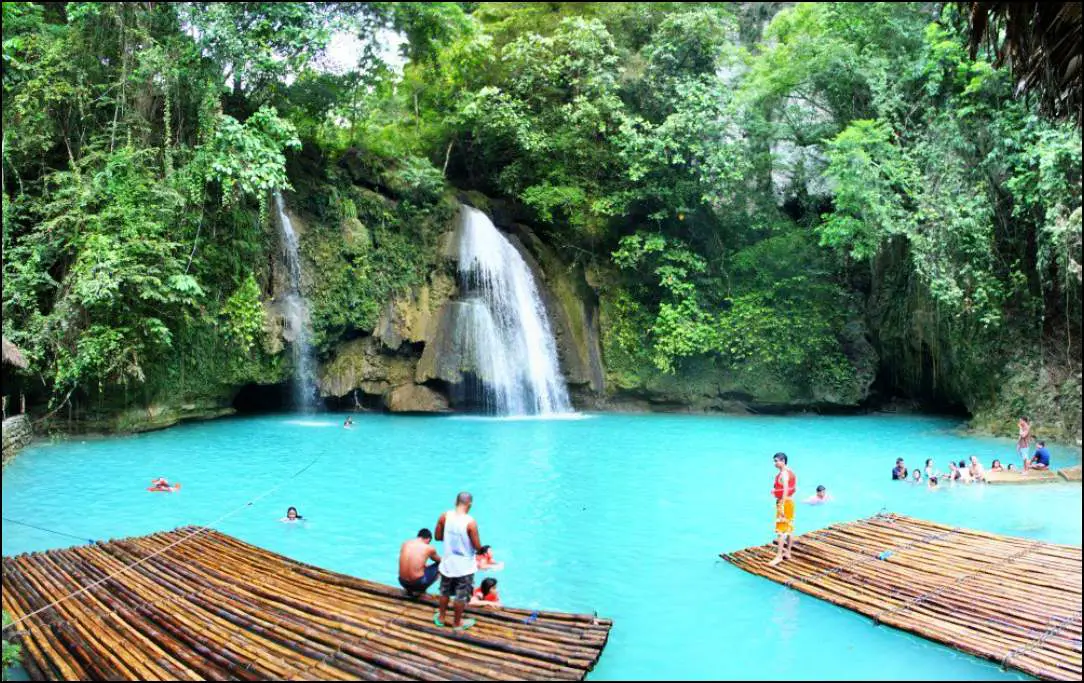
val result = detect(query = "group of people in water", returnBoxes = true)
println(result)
[396,492,502,630]
[890,416,1054,488]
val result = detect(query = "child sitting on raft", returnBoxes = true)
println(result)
[476,546,504,571]
[470,578,501,608]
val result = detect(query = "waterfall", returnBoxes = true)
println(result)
[455,205,572,416]
[274,192,317,411]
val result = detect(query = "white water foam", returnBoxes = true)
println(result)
[274,192,317,412]
[455,206,573,416]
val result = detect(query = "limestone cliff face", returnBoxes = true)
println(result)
[316,205,608,412]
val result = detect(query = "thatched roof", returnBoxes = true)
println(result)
[962,2,1083,125]
[2,336,28,369]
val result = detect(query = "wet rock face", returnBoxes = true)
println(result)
[317,337,416,400]
[383,384,450,413]
[373,272,457,351]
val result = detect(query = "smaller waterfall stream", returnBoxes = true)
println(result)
[274,192,317,411]
[456,205,572,416]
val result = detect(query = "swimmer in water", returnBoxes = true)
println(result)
[150,477,178,492]
[470,578,502,608]
[911,469,923,483]
[475,545,504,571]
[803,485,832,504]
[344,416,354,429]
[990,459,1004,472]
[280,507,303,523]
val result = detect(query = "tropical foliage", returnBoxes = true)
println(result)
[3,2,1080,434]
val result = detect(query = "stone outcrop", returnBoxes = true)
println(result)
[383,384,450,413]
[318,337,417,399]
[2,414,33,465]
[373,272,456,351]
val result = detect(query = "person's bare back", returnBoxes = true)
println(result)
[399,538,437,582]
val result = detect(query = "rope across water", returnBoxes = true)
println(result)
[2,450,325,634]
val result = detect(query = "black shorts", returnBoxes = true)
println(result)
[439,572,474,602]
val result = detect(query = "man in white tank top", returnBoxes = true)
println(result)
[434,491,483,629]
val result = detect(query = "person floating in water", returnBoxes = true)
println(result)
[1030,441,1052,470]
[435,492,483,630]
[398,528,441,596]
[470,578,502,608]
[956,460,972,483]
[769,452,796,567]
[476,545,504,572]
[280,507,303,523]
[911,469,923,483]
[892,458,908,481]
[149,477,180,492]
[344,416,354,429]
[1017,416,1032,465]
[803,485,831,504]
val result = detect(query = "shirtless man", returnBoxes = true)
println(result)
[435,492,483,629]
[769,452,796,567]
[398,529,441,596]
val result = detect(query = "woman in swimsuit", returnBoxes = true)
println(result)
[280,507,303,523]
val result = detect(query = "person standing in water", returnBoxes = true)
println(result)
[803,485,831,504]
[435,492,483,629]
[769,452,796,567]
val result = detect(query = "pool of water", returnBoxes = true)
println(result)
[2,413,1080,680]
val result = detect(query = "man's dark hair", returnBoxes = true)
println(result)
[896,457,904,464]
[456,491,473,506]
[418,528,432,540]
[816,485,825,492]
[959,460,967,467]
[1037,440,1046,447]
[773,452,788,464]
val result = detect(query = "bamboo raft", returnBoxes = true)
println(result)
[721,513,1082,680]
[2,527,612,681]
[985,466,1081,485]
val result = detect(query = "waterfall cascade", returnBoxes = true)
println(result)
[274,192,317,411]
[455,205,572,416]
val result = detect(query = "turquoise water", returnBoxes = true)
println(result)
[2,413,1081,680]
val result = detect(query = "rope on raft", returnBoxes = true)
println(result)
[1,517,95,545]
[784,523,961,590]
[1002,612,1083,671]
[872,540,1045,625]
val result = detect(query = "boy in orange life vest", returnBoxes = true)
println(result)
[769,452,796,567]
